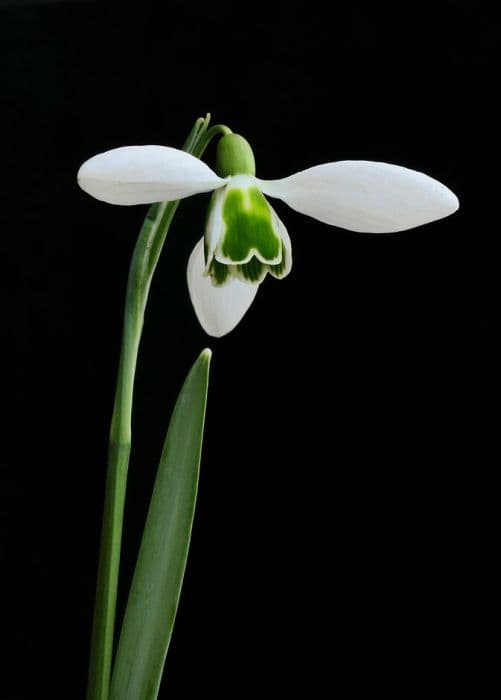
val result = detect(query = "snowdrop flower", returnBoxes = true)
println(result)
[78,134,458,337]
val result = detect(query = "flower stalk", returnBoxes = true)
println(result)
[86,114,221,700]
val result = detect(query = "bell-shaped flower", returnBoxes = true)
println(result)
[78,134,458,337]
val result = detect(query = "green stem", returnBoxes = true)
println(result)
[195,123,233,155]
[86,114,224,700]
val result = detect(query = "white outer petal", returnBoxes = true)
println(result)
[258,161,459,233]
[187,239,259,337]
[204,187,226,271]
[77,145,226,205]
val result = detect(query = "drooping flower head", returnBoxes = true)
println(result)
[203,135,291,285]
[78,132,458,336]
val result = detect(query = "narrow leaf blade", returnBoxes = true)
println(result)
[109,349,211,700]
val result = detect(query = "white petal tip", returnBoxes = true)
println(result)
[205,328,230,339]
[448,190,460,214]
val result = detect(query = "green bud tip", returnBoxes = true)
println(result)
[216,134,256,177]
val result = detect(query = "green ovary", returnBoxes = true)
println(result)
[219,187,282,264]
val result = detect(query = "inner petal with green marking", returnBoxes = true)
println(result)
[203,177,293,288]
[215,177,283,266]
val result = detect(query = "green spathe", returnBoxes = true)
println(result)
[216,133,256,177]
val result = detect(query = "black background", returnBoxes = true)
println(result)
[0,1,493,698]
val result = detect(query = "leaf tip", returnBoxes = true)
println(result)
[200,348,212,364]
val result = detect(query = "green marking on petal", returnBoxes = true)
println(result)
[235,257,267,284]
[208,258,230,287]
[218,186,282,265]
[269,241,290,279]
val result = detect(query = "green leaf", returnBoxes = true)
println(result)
[109,349,211,700]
